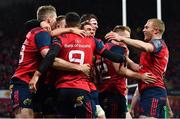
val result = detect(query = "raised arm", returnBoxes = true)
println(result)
[25,19,87,37]
[50,27,87,38]
[105,31,154,52]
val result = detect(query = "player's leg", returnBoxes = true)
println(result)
[139,87,167,118]
[41,84,58,117]
[100,91,127,118]
[11,78,34,118]
[15,108,33,118]
[115,92,127,118]
[91,90,106,119]
[57,88,96,118]
[99,90,125,118]
[73,89,96,118]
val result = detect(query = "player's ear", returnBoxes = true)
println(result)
[46,17,52,24]
[153,27,160,34]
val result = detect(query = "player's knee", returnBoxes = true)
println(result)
[15,108,34,118]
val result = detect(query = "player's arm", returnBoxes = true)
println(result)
[50,27,86,38]
[38,20,87,37]
[31,62,90,93]
[53,58,90,73]
[25,19,52,31]
[35,31,51,57]
[25,19,87,37]
[126,57,142,72]
[122,47,141,71]
[105,32,154,52]
[29,31,55,92]
[24,19,40,31]
[113,62,156,84]
[36,36,90,74]
[29,37,90,92]
[166,97,174,118]
[110,45,155,83]
[95,39,126,63]
[129,87,140,117]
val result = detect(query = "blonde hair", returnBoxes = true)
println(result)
[113,25,131,34]
[37,5,56,21]
[148,18,165,34]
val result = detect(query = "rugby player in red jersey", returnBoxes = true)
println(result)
[10,5,58,118]
[106,18,169,118]
[10,6,88,118]
[52,12,126,118]
[96,25,155,118]
[30,12,126,118]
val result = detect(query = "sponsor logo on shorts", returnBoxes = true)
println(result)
[74,96,84,107]
[23,98,32,106]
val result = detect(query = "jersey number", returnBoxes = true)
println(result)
[69,50,85,65]
[19,45,25,64]
[96,58,108,73]
[96,58,111,80]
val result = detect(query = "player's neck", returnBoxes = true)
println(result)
[152,34,162,40]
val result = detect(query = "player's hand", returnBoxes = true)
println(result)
[40,21,51,31]
[29,71,41,93]
[105,31,124,42]
[141,72,156,84]
[71,28,87,38]
[80,64,91,77]
[9,84,13,93]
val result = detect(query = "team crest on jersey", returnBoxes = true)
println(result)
[75,39,81,43]
[23,98,32,106]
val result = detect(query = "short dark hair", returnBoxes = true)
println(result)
[80,14,98,23]
[65,12,80,27]
[80,21,92,29]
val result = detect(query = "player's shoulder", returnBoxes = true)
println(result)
[118,42,128,48]
[26,27,48,38]
[150,39,164,53]
[60,32,80,38]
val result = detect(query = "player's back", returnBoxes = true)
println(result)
[12,27,47,83]
[95,42,127,96]
[54,33,96,92]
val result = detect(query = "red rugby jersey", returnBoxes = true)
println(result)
[96,42,128,96]
[138,39,169,93]
[54,33,103,92]
[12,27,50,84]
